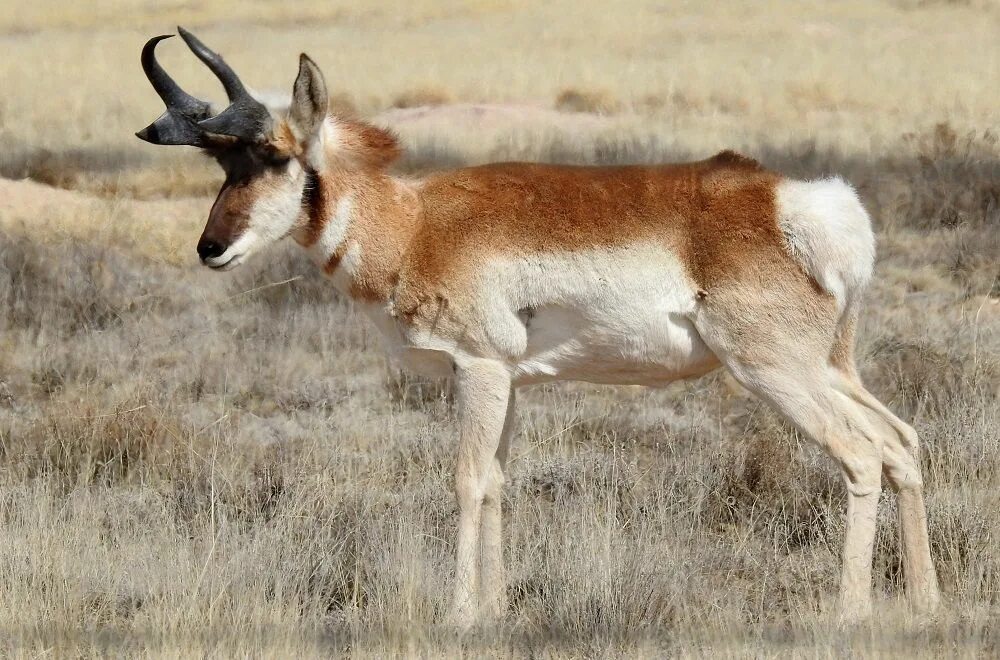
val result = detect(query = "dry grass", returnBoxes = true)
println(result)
[554,89,622,115]
[391,87,456,110]
[1,1,998,657]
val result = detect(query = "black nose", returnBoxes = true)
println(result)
[197,239,226,261]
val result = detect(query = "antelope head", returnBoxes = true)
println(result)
[136,28,331,270]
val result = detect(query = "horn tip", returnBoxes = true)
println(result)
[143,34,174,49]
[135,122,163,143]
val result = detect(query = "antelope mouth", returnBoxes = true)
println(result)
[205,253,245,271]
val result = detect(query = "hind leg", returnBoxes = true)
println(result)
[833,375,940,612]
[695,286,887,620]
[720,357,885,621]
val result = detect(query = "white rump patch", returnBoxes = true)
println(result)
[776,177,875,314]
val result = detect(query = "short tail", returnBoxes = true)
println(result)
[775,176,876,380]
[776,177,875,317]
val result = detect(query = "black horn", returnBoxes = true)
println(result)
[178,26,249,103]
[136,34,218,146]
[140,35,212,119]
[178,27,272,143]
[136,29,270,147]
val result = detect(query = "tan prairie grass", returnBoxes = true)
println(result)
[3,0,999,199]
[1,0,999,657]
[2,0,999,175]
[554,89,622,116]
[0,130,996,658]
[391,86,456,110]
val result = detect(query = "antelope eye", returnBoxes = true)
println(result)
[255,145,291,168]
[265,154,291,168]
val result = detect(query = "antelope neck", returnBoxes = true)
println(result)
[295,165,421,303]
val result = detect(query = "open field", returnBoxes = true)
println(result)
[1,1,998,657]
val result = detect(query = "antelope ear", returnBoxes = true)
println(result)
[288,54,328,159]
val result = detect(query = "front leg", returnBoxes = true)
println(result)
[480,387,516,621]
[446,357,512,628]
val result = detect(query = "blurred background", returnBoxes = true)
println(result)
[3,0,998,196]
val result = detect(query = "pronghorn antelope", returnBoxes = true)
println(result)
[137,29,940,625]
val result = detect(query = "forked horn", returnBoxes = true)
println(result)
[177,27,271,143]
[136,28,270,147]
[140,35,211,118]
[136,34,215,145]
[177,26,249,103]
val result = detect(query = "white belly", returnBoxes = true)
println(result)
[511,303,718,386]
[360,244,720,387]
[488,244,720,386]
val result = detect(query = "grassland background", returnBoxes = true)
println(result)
[0,0,998,657]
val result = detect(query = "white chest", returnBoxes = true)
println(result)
[356,301,457,378]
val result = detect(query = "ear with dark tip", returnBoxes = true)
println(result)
[289,54,329,143]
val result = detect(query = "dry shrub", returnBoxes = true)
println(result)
[0,232,173,335]
[390,86,454,109]
[383,370,452,410]
[896,123,1000,229]
[866,335,998,418]
[511,458,580,501]
[555,88,621,115]
[709,408,841,551]
[0,147,144,190]
[4,402,182,488]
[667,90,706,113]
[635,93,667,114]
[868,338,969,410]
[708,91,750,115]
